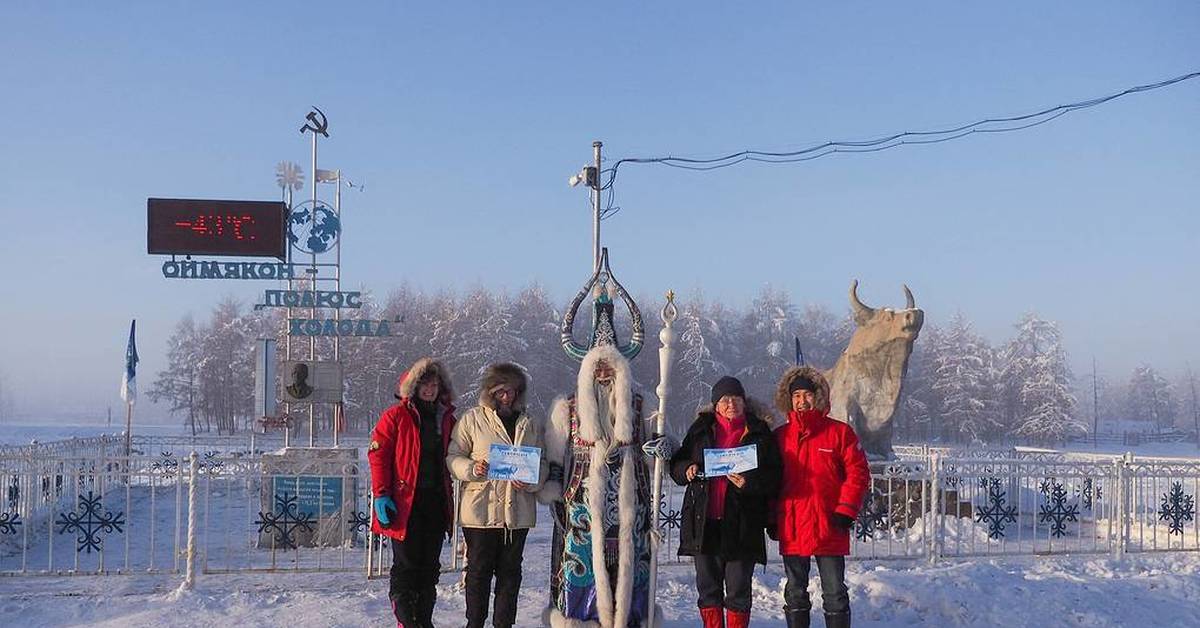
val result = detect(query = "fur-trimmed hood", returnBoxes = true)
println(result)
[478,362,529,412]
[396,357,455,405]
[774,365,831,415]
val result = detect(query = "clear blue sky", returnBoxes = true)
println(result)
[2,2,1197,419]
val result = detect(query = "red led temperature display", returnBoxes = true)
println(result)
[147,198,287,259]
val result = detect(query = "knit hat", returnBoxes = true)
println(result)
[788,376,817,396]
[710,376,746,405]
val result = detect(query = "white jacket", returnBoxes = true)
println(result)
[447,405,547,529]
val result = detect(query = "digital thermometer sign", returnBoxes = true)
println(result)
[147,198,287,259]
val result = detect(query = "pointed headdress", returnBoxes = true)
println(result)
[560,248,644,362]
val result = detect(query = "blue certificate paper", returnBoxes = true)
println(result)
[703,444,758,477]
[487,443,541,483]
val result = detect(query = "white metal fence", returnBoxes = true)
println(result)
[0,442,462,581]
[653,450,1200,562]
[2,441,1198,587]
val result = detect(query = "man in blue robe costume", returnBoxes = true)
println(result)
[540,252,661,627]
[539,343,655,628]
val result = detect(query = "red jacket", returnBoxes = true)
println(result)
[367,397,456,541]
[774,409,871,556]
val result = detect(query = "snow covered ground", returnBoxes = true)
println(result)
[4,552,1200,627]
[5,425,1200,626]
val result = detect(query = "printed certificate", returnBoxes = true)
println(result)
[487,443,542,483]
[703,444,758,477]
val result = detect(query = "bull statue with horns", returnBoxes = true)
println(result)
[824,280,925,460]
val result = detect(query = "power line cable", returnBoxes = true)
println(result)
[599,70,1200,196]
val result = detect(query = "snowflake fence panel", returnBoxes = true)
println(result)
[841,455,1200,560]
[5,447,1200,581]
[0,452,187,575]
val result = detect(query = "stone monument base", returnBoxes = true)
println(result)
[257,447,360,549]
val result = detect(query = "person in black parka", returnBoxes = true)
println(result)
[669,376,783,628]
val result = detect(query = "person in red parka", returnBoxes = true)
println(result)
[773,366,870,628]
[368,358,457,628]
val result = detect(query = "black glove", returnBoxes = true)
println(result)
[832,513,856,530]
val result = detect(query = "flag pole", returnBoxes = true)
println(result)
[120,319,139,471]
[124,401,133,459]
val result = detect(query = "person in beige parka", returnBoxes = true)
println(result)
[446,362,547,628]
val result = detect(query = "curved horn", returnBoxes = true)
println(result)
[849,279,874,319]
[560,268,600,362]
[903,284,915,310]
[614,283,644,360]
[600,249,644,360]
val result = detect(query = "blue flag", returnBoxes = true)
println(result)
[120,320,139,404]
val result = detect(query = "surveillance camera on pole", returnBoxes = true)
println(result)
[568,165,598,189]
[567,142,605,271]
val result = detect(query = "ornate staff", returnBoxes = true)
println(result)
[646,291,677,628]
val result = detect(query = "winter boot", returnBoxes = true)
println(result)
[389,591,418,628]
[699,606,725,628]
[414,585,437,628]
[783,607,810,628]
[824,610,850,628]
[726,608,751,628]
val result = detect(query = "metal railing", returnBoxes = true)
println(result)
[0,446,463,583]
[651,452,1200,563]
[0,451,186,575]
[3,442,1198,588]
[0,435,126,459]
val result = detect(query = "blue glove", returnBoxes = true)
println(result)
[374,495,397,527]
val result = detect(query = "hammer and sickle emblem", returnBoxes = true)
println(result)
[300,106,330,138]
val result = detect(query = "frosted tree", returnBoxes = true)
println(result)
[336,292,401,431]
[677,300,726,413]
[733,286,797,401]
[1075,373,1116,437]
[1180,365,1200,436]
[998,313,1050,433]
[469,291,529,399]
[149,315,204,435]
[427,289,472,398]
[895,324,939,443]
[385,284,437,370]
[430,288,527,406]
[1126,365,1177,433]
[510,283,575,417]
[931,312,1002,444]
[207,298,265,433]
[622,291,672,417]
[795,304,853,371]
[1001,314,1082,444]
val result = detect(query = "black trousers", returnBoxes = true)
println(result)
[694,553,755,612]
[782,555,850,615]
[462,527,529,628]
[390,495,446,627]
